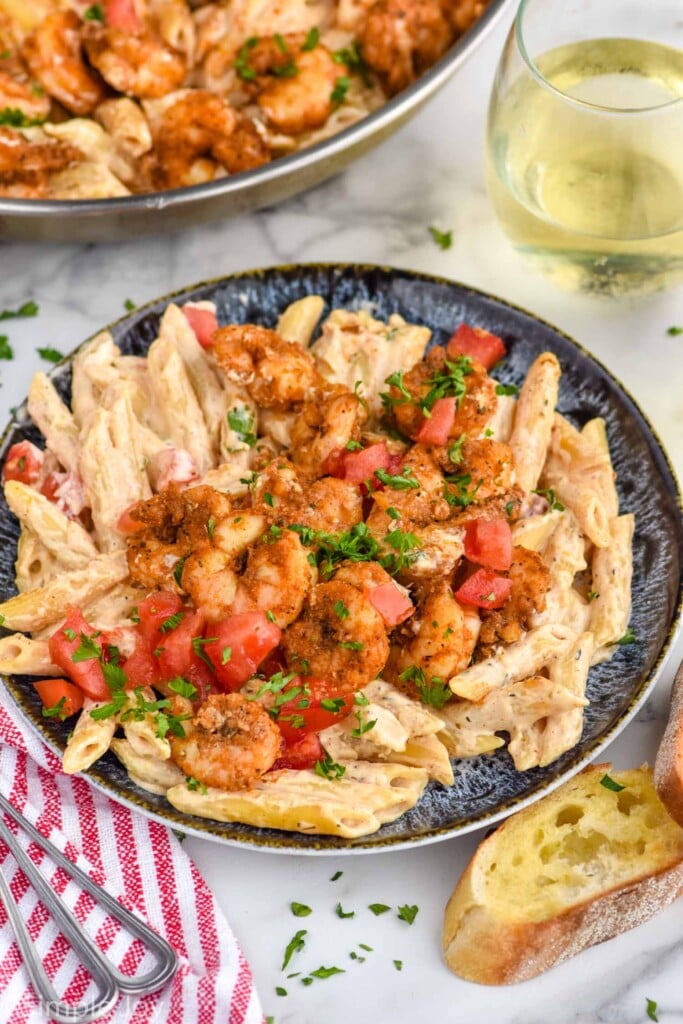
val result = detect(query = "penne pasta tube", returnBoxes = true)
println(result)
[512,509,564,553]
[581,417,619,518]
[0,634,60,677]
[540,631,594,766]
[590,514,635,648]
[121,688,172,762]
[71,330,121,430]
[277,296,325,346]
[111,738,184,796]
[15,531,60,592]
[4,480,98,569]
[0,553,128,632]
[94,98,153,158]
[27,372,80,475]
[484,393,516,443]
[63,699,118,774]
[508,352,561,493]
[541,414,613,548]
[449,624,576,702]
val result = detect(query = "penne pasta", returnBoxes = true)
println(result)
[590,514,635,649]
[277,296,325,346]
[4,481,98,570]
[540,631,594,767]
[508,352,561,492]
[111,738,185,796]
[541,414,613,548]
[63,699,118,775]
[27,373,80,475]
[0,634,60,677]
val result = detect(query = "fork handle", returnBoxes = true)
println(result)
[0,861,119,1024]
[0,792,177,995]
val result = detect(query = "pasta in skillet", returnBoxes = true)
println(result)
[0,293,634,837]
[0,0,490,200]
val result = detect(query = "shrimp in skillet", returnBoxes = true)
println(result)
[281,578,389,689]
[359,0,453,95]
[146,91,269,189]
[22,11,107,116]
[0,127,83,198]
[213,325,321,411]
[0,67,51,122]
[169,692,282,790]
[82,21,188,100]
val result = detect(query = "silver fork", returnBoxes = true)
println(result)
[0,792,178,1023]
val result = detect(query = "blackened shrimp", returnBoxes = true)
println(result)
[359,0,453,95]
[477,547,551,652]
[281,579,389,689]
[23,10,107,116]
[290,389,367,475]
[253,458,363,533]
[169,692,282,790]
[213,325,321,411]
[393,581,479,686]
[0,127,83,199]
[82,22,188,99]
[229,529,316,627]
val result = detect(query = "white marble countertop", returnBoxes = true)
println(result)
[1,10,683,1024]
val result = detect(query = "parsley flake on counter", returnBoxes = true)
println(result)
[124,298,137,311]
[310,966,345,980]
[646,998,659,1022]
[265,1017,275,1024]
[368,903,391,916]
[0,300,38,321]
[393,959,403,971]
[397,904,419,925]
[275,986,287,997]
[330,870,343,881]
[281,929,307,970]
[359,943,372,952]
[0,336,13,360]
[617,626,636,645]
[36,350,63,366]
[666,326,682,336]
[429,225,452,250]
[301,977,313,986]
[172,830,186,843]
[335,903,355,919]
[600,774,625,793]
[290,902,312,918]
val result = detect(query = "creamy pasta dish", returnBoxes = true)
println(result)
[0,292,634,838]
[0,0,488,199]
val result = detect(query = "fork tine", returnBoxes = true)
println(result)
[0,858,119,1024]
[0,792,178,996]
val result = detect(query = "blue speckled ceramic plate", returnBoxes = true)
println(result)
[1,265,681,854]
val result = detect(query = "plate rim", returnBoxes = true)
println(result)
[2,262,681,855]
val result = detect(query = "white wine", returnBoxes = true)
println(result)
[486,38,683,295]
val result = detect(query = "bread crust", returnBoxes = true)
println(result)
[655,661,683,826]
[442,763,683,985]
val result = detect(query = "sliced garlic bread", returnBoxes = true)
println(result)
[655,661,683,826]
[442,764,683,984]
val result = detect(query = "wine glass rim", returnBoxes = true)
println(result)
[514,0,683,115]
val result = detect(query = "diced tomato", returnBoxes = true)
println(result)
[206,612,281,692]
[3,441,43,485]
[40,471,86,519]
[276,677,354,742]
[151,448,198,491]
[34,678,84,719]
[464,519,513,572]
[185,656,218,703]
[342,442,392,484]
[105,0,142,33]
[48,608,110,702]
[447,324,506,370]
[156,609,206,680]
[258,648,287,680]
[117,503,145,534]
[455,569,512,610]
[136,592,184,647]
[182,304,219,349]
[321,447,346,478]
[367,582,414,626]
[123,638,161,689]
[271,732,322,771]
[415,397,456,445]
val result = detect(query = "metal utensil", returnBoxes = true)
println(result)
[0,792,178,1022]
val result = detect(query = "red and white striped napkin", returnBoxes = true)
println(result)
[0,690,264,1024]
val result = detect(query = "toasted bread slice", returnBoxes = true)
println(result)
[442,764,683,985]
[655,661,683,825]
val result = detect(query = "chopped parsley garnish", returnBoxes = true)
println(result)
[264,492,275,508]
[448,433,467,465]
[124,298,136,311]
[310,966,345,980]
[331,870,343,881]
[354,692,369,707]
[0,336,13,360]
[207,516,216,540]
[380,369,413,410]
[330,76,350,106]
[428,226,453,250]
[338,640,363,651]
[173,555,187,587]
[0,108,44,127]
[192,636,217,667]
[351,708,376,737]
[600,774,625,793]
[83,4,105,21]
[315,754,346,780]
[504,500,515,517]
[227,405,257,447]
[71,633,104,663]
[443,472,481,509]
[63,628,77,641]
[666,326,683,336]
[386,506,401,520]
[418,356,472,416]
[345,439,363,451]
[617,627,636,645]
[532,487,565,512]
[646,998,659,1022]
[186,776,208,794]
[587,590,600,602]
[374,466,419,491]
[335,903,354,919]
[290,902,312,917]
[394,960,403,971]
[160,612,184,633]
[266,610,276,623]
[368,903,390,916]
[36,346,63,363]
[0,300,38,321]
[334,600,350,620]
[41,696,68,721]
[302,26,319,50]
[397,904,419,925]
[235,36,258,81]
[399,665,452,709]
[221,645,232,665]
[167,677,197,699]
[281,929,307,970]
[320,697,346,713]
[495,383,519,396]
[273,58,298,78]
[333,40,372,84]
[240,471,259,488]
